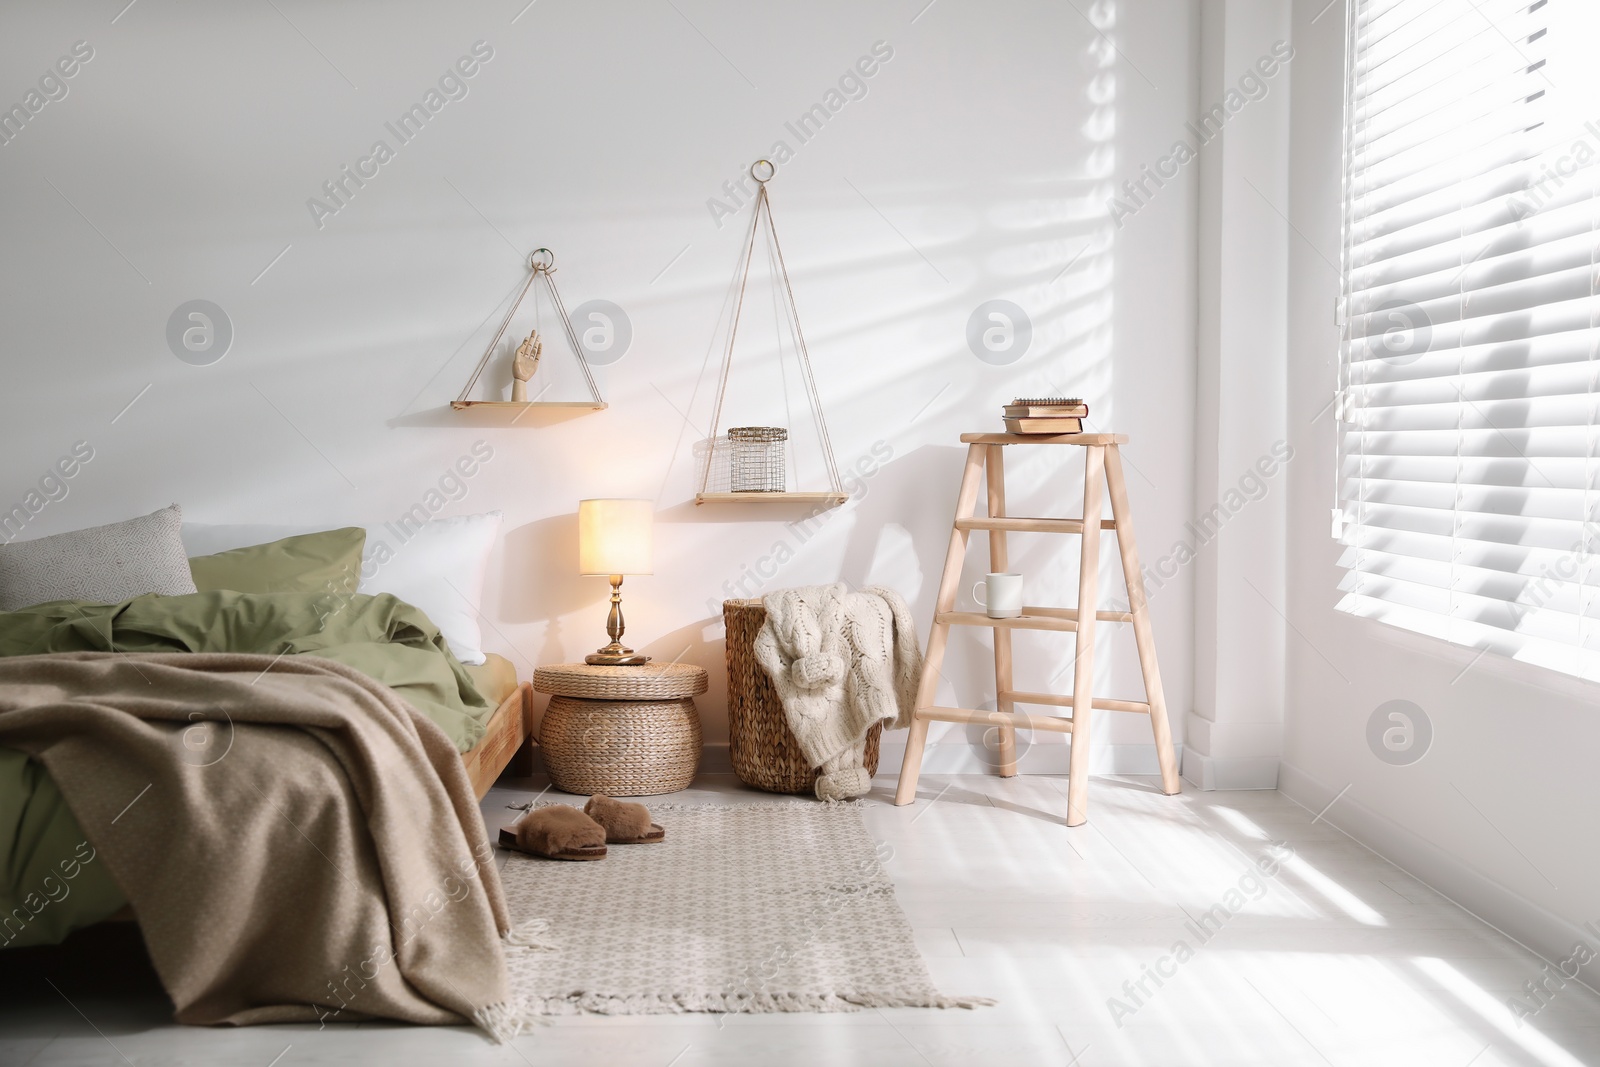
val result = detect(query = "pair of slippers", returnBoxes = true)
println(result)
[498,794,664,861]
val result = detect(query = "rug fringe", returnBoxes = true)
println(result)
[642,801,866,812]
[473,988,991,1040]
[486,989,994,1021]
[506,799,865,813]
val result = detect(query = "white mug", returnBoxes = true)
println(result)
[973,572,1023,619]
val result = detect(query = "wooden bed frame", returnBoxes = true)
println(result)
[462,682,536,799]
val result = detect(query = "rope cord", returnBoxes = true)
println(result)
[700,177,844,496]
[456,259,603,406]
[764,228,799,486]
[540,268,605,405]
[700,183,765,496]
[457,267,539,403]
[762,192,843,493]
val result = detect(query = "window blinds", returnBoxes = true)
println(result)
[1336,0,1600,678]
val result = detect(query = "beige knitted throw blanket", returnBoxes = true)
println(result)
[754,585,922,800]
[0,652,514,1036]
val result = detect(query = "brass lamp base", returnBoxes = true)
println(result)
[586,644,651,666]
[586,574,651,666]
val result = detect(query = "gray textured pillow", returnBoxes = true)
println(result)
[0,504,197,611]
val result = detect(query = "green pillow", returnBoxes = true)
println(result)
[188,528,366,596]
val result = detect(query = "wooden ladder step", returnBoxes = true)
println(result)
[916,706,1075,734]
[1027,605,1135,623]
[955,517,1117,534]
[935,608,1134,632]
[1002,691,1152,714]
[937,611,1076,632]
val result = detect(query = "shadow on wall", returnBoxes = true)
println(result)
[834,442,967,604]
[499,512,579,628]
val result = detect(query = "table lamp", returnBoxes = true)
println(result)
[578,498,653,665]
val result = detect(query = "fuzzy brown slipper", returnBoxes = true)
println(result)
[499,805,608,860]
[584,795,665,844]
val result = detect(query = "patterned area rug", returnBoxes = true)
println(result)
[488,802,989,1020]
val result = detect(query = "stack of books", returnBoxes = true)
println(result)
[1003,397,1088,434]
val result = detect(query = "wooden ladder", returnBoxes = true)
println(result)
[893,432,1181,826]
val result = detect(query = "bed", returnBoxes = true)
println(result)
[0,511,534,956]
[0,585,535,946]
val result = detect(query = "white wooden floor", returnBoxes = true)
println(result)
[3,771,1598,1066]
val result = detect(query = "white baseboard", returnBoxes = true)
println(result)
[1278,761,1600,999]
[1181,748,1280,790]
[874,737,1183,776]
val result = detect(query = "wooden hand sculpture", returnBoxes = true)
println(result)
[511,328,542,402]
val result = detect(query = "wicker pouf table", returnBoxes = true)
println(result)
[532,662,708,796]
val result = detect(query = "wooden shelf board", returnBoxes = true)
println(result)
[694,492,848,506]
[451,400,607,410]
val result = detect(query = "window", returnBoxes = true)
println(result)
[1335,0,1600,678]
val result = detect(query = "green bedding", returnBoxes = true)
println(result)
[0,747,124,947]
[0,590,493,949]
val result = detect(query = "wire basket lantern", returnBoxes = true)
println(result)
[728,427,787,493]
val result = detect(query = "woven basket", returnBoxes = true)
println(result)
[723,598,882,794]
[538,695,702,797]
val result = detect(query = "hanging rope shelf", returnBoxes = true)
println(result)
[696,161,846,507]
[451,248,607,412]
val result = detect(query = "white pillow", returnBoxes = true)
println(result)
[182,513,501,665]
[0,504,197,611]
[359,512,501,666]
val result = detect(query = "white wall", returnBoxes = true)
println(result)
[0,1,1200,769]
[1284,0,1600,987]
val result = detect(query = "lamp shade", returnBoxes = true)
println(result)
[577,499,653,576]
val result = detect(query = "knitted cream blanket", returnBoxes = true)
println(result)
[753,584,922,800]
